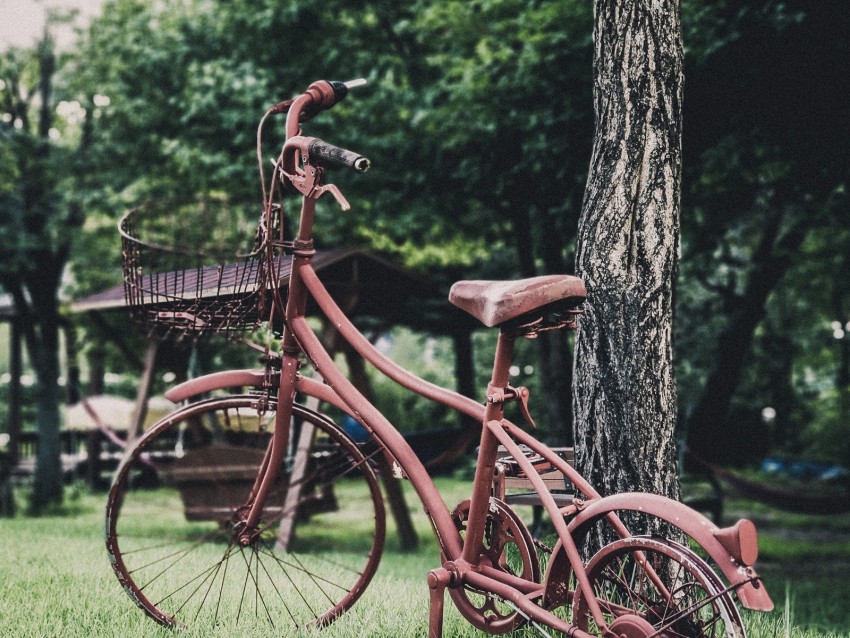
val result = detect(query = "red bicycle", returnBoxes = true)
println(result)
[106,79,773,636]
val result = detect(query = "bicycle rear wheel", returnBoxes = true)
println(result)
[106,395,386,631]
[572,536,744,638]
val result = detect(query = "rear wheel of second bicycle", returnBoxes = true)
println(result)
[105,395,386,631]
[572,536,744,638]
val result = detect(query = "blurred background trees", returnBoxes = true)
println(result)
[0,14,93,510]
[679,2,850,467]
[1,0,848,509]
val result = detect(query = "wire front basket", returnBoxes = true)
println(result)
[120,199,271,340]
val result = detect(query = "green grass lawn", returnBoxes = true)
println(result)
[0,481,848,637]
[726,498,850,637]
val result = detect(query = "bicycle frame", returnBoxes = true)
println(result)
[226,261,572,633]
[216,82,602,633]
[160,80,773,636]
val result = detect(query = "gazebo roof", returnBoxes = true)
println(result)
[71,246,476,335]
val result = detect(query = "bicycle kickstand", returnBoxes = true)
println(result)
[427,567,453,638]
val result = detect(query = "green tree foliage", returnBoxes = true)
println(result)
[73,0,593,272]
[679,1,850,465]
[65,0,597,438]
[3,0,846,488]
[0,24,92,510]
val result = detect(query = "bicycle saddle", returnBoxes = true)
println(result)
[449,275,586,330]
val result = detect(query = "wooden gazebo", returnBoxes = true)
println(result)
[1,302,21,466]
[70,247,480,550]
[71,246,479,438]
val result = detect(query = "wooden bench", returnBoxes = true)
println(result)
[493,447,725,528]
[492,446,574,536]
[165,443,338,525]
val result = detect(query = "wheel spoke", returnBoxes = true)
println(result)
[106,397,385,631]
[135,534,234,598]
[252,544,304,626]
[573,536,745,638]
[170,543,232,620]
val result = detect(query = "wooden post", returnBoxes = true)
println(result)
[128,339,159,443]
[275,389,319,551]
[0,316,18,516]
[344,345,418,552]
[85,429,102,490]
[7,315,22,467]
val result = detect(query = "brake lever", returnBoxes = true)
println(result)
[279,164,351,211]
[315,183,351,211]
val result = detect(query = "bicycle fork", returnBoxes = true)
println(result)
[233,349,298,546]
[237,190,321,544]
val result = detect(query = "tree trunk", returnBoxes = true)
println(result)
[573,0,683,504]
[30,317,64,511]
[9,30,69,513]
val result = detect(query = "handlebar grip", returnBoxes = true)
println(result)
[307,138,371,173]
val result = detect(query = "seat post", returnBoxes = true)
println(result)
[461,331,517,566]
[487,331,515,403]
[478,331,517,478]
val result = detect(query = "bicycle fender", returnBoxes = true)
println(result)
[165,369,266,403]
[165,371,354,416]
[165,372,374,444]
[546,492,773,612]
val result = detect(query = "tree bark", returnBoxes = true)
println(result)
[30,318,63,510]
[573,0,683,503]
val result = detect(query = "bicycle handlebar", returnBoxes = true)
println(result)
[306,78,367,112]
[306,137,370,173]
[260,79,369,215]
[274,78,366,136]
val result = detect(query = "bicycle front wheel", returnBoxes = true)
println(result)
[105,395,386,631]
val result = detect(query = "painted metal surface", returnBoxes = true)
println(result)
[111,79,773,637]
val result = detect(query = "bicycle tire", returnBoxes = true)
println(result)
[572,535,745,638]
[106,395,386,631]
